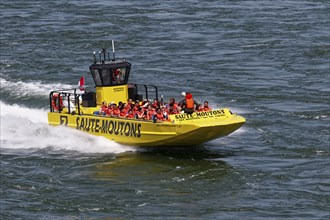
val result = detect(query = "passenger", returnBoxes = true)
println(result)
[106,102,114,116]
[152,99,160,109]
[118,68,125,83]
[94,101,108,115]
[141,100,149,109]
[167,98,178,109]
[136,107,147,120]
[161,106,169,120]
[125,99,133,110]
[119,107,127,118]
[147,105,156,120]
[142,101,149,110]
[101,101,108,114]
[125,109,135,119]
[118,101,125,109]
[113,68,121,84]
[112,104,120,117]
[168,103,179,114]
[201,101,212,111]
[132,100,140,114]
[178,92,199,114]
[152,107,166,122]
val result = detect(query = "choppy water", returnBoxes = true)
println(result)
[1,0,329,219]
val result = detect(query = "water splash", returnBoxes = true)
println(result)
[0,76,74,99]
[0,101,135,154]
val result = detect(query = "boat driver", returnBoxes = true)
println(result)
[178,92,199,114]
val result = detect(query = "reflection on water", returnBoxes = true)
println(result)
[92,147,234,182]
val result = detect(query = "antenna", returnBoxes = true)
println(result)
[93,51,96,63]
[112,40,115,61]
[98,51,101,63]
[102,48,106,63]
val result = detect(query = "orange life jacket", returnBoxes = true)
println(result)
[185,97,194,109]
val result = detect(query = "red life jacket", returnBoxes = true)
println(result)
[156,113,164,121]
[147,109,155,120]
[170,107,179,114]
[101,105,108,113]
[126,113,135,119]
[112,108,120,116]
[137,111,146,119]
[106,108,113,115]
[125,104,132,110]
[119,110,127,117]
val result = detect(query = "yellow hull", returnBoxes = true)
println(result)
[48,109,245,146]
[47,108,245,147]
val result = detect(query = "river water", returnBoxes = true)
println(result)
[1,0,329,219]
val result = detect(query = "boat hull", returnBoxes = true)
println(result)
[47,109,245,147]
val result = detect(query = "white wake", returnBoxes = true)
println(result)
[0,101,135,154]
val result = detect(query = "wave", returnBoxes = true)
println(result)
[0,101,135,154]
[0,76,75,99]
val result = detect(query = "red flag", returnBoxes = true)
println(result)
[78,76,85,91]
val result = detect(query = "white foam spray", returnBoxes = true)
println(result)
[0,102,135,154]
[0,77,74,98]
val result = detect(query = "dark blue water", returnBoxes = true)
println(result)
[1,0,329,219]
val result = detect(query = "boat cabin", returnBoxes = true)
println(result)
[82,49,158,108]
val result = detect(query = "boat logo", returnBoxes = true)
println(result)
[76,117,141,138]
[174,110,226,121]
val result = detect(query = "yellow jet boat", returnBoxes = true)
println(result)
[48,47,245,147]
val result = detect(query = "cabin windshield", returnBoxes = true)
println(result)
[92,69,102,86]
[90,62,131,86]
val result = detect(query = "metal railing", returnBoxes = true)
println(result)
[132,84,159,101]
[49,89,82,115]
